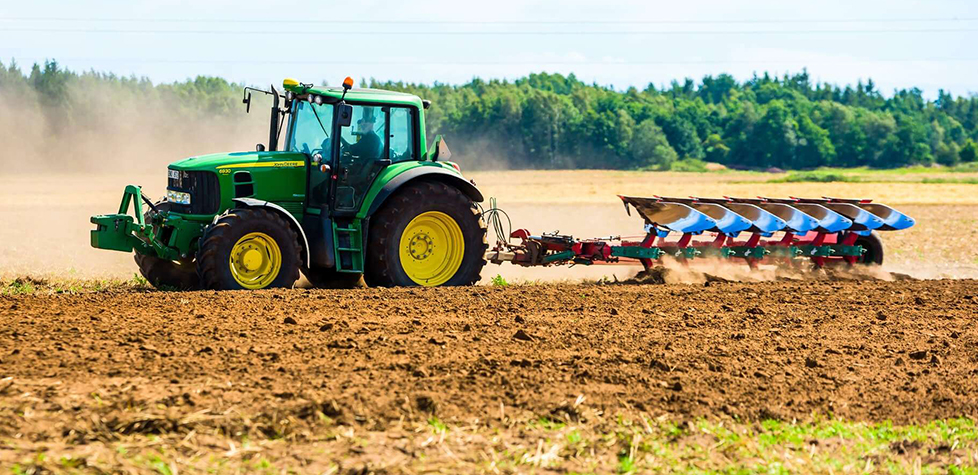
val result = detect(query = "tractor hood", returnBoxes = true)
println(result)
[168,151,307,172]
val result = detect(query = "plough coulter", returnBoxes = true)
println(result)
[487,196,915,271]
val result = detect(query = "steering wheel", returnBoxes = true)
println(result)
[338,137,354,162]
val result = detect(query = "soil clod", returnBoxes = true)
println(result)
[513,329,534,341]
[909,350,928,360]
[416,395,437,413]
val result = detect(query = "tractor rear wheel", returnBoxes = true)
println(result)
[196,208,300,290]
[134,201,199,290]
[365,181,487,287]
[302,267,365,288]
[854,231,884,265]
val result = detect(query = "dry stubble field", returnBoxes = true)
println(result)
[1,169,978,473]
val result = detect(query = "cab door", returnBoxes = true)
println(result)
[286,100,334,210]
[332,105,390,214]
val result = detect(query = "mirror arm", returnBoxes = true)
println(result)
[242,91,252,113]
[268,84,280,152]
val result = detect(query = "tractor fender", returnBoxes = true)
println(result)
[365,167,484,218]
[231,198,311,268]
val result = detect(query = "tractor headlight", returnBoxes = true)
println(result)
[166,190,192,205]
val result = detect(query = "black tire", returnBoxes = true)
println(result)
[854,231,884,265]
[302,267,365,289]
[364,181,487,287]
[135,253,199,290]
[196,208,301,290]
[134,201,200,290]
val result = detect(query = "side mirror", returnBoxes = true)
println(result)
[429,135,451,161]
[256,143,266,152]
[242,91,252,113]
[337,104,353,127]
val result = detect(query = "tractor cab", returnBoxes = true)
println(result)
[242,77,433,215]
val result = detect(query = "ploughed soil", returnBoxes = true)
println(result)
[1,279,977,466]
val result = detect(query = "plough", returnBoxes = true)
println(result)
[487,196,914,271]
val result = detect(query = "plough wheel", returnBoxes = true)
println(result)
[854,231,884,265]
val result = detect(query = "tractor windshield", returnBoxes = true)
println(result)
[288,101,334,155]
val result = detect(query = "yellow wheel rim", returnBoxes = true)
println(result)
[399,211,465,287]
[229,232,282,289]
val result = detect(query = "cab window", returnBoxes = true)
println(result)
[340,105,387,159]
[288,101,334,154]
[389,107,415,162]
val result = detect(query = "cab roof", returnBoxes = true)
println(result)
[288,82,424,108]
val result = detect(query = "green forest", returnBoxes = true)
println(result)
[3,59,977,171]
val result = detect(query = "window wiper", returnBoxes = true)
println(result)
[310,103,330,138]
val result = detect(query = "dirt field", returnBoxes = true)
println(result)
[2,279,977,472]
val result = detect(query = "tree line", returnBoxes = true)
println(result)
[3,59,977,171]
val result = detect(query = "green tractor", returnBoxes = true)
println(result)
[91,77,488,290]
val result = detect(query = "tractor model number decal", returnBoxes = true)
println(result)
[216,161,304,170]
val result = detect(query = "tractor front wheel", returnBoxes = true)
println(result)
[134,201,199,290]
[135,253,199,290]
[196,208,300,290]
[365,181,487,287]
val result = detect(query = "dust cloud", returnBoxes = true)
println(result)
[0,81,273,278]
[0,81,270,175]
[626,256,914,285]
[448,136,520,171]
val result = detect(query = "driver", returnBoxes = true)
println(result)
[347,107,382,159]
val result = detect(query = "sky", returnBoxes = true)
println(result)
[1,0,976,98]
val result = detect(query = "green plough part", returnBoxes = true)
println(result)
[694,247,725,259]
[90,185,180,260]
[610,246,664,260]
[523,241,865,267]
[764,246,802,258]
[544,250,577,263]
[721,246,770,260]
[834,245,867,257]
[794,244,865,258]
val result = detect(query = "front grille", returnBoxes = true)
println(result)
[167,169,220,215]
